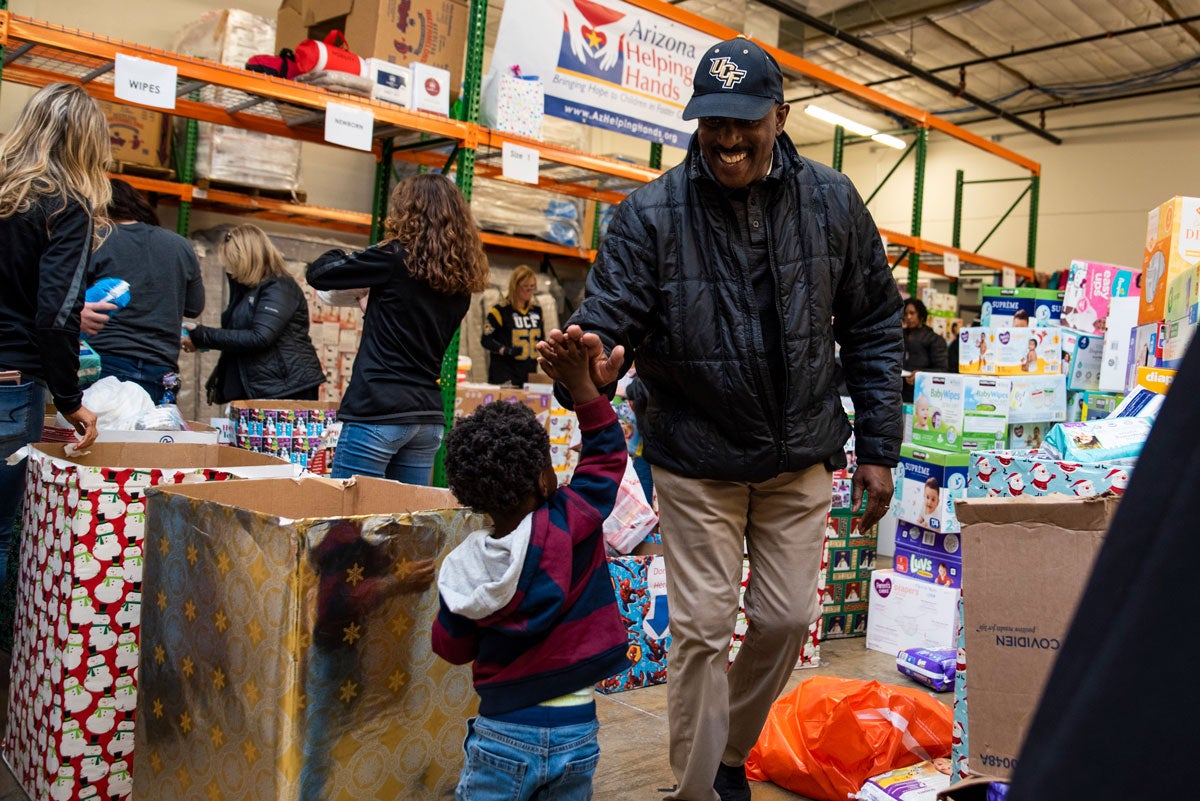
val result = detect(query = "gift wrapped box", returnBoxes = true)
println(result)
[482,73,545,140]
[598,553,671,693]
[966,449,1134,499]
[133,477,483,801]
[2,443,293,801]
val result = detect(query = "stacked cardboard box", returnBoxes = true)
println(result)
[1141,197,1199,371]
[598,553,671,693]
[229,400,340,473]
[820,512,876,639]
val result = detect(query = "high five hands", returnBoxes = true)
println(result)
[536,325,625,390]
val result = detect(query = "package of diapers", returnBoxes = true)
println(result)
[896,647,957,692]
[1042,417,1154,463]
[858,760,952,801]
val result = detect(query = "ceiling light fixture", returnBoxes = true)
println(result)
[803,104,877,137]
[871,133,907,149]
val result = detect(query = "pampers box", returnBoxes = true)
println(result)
[1007,373,1067,423]
[1061,329,1105,391]
[894,444,969,533]
[957,327,1062,375]
[911,373,1011,453]
[865,569,959,655]
[1141,195,1200,325]
[1061,259,1141,335]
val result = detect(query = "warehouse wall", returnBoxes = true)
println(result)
[6,1,1199,276]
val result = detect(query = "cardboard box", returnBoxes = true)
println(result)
[978,287,1034,328]
[276,0,469,94]
[366,57,411,106]
[1141,196,1200,325]
[599,554,671,693]
[132,476,482,800]
[1126,321,1165,390]
[1161,314,1196,369]
[229,400,340,473]
[42,417,221,445]
[864,569,958,655]
[893,521,961,588]
[411,62,452,115]
[1005,421,1053,450]
[967,449,1133,498]
[98,100,170,170]
[1061,329,1104,392]
[957,327,1061,376]
[1067,390,1123,422]
[955,495,1118,779]
[3,444,293,801]
[911,373,1010,453]
[1098,296,1140,392]
[894,445,969,534]
[1061,259,1141,335]
[1007,374,1067,424]
[1033,288,1064,326]
[1136,365,1176,394]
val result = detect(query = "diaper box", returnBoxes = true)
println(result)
[1141,195,1200,325]
[979,287,1061,328]
[1007,374,1067,423]
[1006,421,1054,450]
[911,373,1011,453]
[958,327,1062,375]
[894,521,962,589]
[1098,296,1140,392]
[1061,259,1141,335]
[894,445,969,533]
[1126,321,1165,390]
[1061,329,1104,392]
[1033,288,1065,326]
[865,570,959,656]
[1161,315,1197,369]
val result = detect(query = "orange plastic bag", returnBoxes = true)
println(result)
[745,676,953,801]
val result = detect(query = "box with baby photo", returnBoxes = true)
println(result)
[894,445,969,533]
[911,374,1010,454]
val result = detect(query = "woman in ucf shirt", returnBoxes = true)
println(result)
[481,264,544,386]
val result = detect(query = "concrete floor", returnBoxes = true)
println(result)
[0,638,940,800]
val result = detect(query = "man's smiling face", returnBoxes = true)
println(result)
[696,103,789,190]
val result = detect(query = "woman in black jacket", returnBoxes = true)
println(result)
[902,298,949,402]
[183,224,324,403]
[306,174,489,485]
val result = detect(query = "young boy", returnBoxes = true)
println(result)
[433,335,631,801]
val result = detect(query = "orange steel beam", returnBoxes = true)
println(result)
[480,129,661,184]
[1,13,471,142]
[479,232,596,262]
[880,228,1035,280]
[617,0,1040,175]
[109,173,193,201]
[393,150,633,205]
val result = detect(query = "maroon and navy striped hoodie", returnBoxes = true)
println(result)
[431,396,631,716]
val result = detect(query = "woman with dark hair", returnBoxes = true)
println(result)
[183,224,324,403]
[306,173,490,485]
[83,178,205,402]
[901,297,948,402]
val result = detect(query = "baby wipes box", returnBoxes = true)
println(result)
[1061,259,1140,335]
[912,373,1010,454]
[1141,196,1200,325]
[894,445,969,533]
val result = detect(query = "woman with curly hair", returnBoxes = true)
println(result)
[307,173,489,485]
[0,83,111,585]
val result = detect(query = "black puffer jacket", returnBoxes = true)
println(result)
[191,274,324,401]
[564,133,903,482]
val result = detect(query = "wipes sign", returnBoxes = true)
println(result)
[113,54,177,110]
[490,0,718,146]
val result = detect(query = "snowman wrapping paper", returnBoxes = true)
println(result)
[2,443,292,801]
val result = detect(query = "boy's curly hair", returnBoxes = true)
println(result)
[444,401,551,517]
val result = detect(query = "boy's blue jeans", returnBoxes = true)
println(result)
[456,715,600,801]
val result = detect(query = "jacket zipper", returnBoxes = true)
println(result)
[764,209,789,474]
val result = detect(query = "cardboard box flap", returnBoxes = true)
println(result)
[150,475,463,519]
[31,441,289,469]
[956,494,1119,530]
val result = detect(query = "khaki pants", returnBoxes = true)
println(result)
[654,463,831,801]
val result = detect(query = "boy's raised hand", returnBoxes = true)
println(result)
[537,331,601,404]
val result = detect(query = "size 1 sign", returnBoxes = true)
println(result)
[113,53,177,110]
[502,142,540,185]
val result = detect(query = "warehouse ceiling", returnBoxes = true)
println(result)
[683,0,1200,146]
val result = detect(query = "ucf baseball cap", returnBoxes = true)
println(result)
[683,36,784,121]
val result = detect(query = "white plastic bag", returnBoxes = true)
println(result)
[58,376,154,431]
[603,459,659,554]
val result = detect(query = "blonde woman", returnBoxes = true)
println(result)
[0,83,111,586]
[183,224,324,403]
[481,264,544,386]
[306,173,489,485]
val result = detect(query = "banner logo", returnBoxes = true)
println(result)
[708,57,746,88]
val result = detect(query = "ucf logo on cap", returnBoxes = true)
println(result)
[708,57,747,89]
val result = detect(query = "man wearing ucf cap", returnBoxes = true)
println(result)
[542,36,902,801]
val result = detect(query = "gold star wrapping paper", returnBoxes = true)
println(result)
[136,476,484,800]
